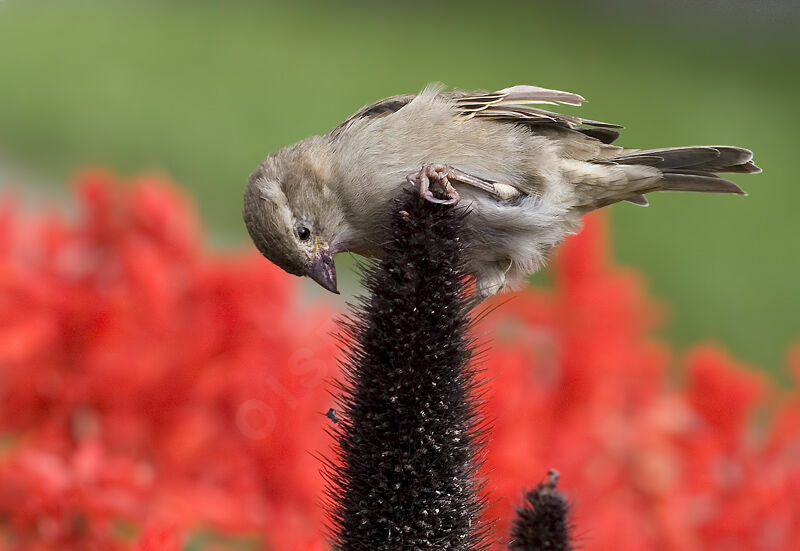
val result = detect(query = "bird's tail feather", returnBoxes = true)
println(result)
[659,173,746,195]
[588,145,759,209]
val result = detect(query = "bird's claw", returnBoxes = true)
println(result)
[406,163,461,206]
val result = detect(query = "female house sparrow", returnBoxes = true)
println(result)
[243,84,759,301]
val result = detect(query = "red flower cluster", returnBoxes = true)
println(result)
[0,172,797,550]
[481,215,800,550]
[0,171,337,550]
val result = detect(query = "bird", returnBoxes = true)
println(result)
[242,84,760,302]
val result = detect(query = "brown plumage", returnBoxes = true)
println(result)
[243,84,760,300]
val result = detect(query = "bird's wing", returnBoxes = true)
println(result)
[329,94,417,138]
[454,84,585,112]
[453,85,622,138]
[332,85,623,144]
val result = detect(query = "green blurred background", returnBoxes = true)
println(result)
[0,0,797,375]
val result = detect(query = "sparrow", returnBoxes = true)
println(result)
[243,84,760,301]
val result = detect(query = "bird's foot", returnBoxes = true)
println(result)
[406,163,461,205]
[407,163,501,205]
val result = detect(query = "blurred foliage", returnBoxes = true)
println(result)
[0,0,797,372]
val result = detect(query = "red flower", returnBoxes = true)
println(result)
[131,524,181,551]
[480,214,800,550]
[0,174,797,550]
[0,173,337,549]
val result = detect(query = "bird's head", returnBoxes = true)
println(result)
[243,139,343,294]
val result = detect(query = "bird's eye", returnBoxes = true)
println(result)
[296,225,311,241]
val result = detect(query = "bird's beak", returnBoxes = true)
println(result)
[308,249,339,294]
